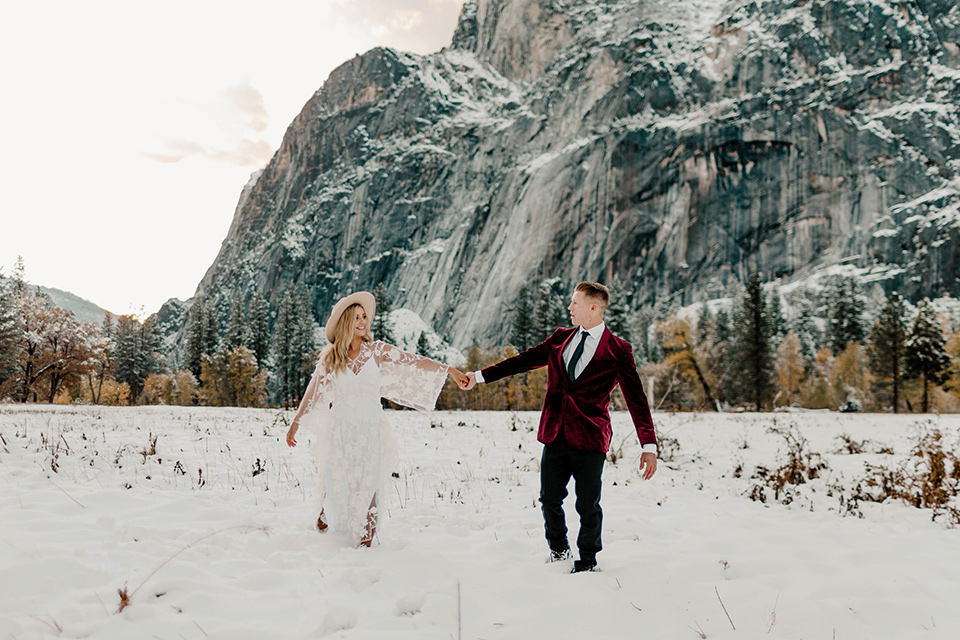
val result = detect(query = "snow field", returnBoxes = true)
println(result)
[2,406,960,639]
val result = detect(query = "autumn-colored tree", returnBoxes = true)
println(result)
[656,317,717,410]
[172,370,199,406]
[143,373,173,405]
[200,346,266,407]
[13,288,98,403]
[774,331,805,407]
[832,343,872,409]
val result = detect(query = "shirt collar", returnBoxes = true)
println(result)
[579,322,605,340]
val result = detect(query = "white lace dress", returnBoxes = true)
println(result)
[294,340,449,543]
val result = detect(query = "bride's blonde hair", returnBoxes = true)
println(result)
[322,303,373,373]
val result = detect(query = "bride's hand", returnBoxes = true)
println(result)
[286,425,298,447]
[448,368,468,388]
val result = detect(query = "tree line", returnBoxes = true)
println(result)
[0,262,400,409]
[4,261,959,413]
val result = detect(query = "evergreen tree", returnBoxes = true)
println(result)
[224,299,246,350]
[695,304,713,347]
[726,272,776,410]
[202,300,220,357]
[113,314,161,404]
[371,283,395,345]
[273,285,316,406]
[604,276,633,344]
[509,284,536,351]
[184,300,213,378]
[869,292,908,412]
[244,293,270,368]
[416,332,432,358]
[905,299,950,413]
[767,286,786,345]
[0,275,22,384]
[634,308,655,364]
[533,279,567,342]
[787,296,821,369]
[826,275,867,353]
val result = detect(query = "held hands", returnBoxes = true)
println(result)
[638,452,657,480]
[448,368,469,389]
[458,372,477,391]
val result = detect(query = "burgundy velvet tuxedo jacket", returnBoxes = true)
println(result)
[481,326,657,454]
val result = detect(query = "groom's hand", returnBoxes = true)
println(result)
[460,372,477,390]
[639,452,657,480]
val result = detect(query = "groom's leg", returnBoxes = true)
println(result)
[571,449,605,564]
[540,439,573,553]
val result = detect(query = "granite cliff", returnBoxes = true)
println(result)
[186,0,960,349]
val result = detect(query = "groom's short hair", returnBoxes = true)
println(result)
[575,281,609,312]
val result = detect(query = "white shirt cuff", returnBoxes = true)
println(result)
[474,370,485,384]
[642,444,657,455]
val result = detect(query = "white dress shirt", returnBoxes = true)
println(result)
[562,322,605,380]
[474,322,657,455]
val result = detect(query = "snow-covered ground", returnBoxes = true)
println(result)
[3,405,960,639]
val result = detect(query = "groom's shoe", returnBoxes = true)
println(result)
[548,547,572,563]
[571,560,598,573]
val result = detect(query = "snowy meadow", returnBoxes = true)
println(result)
[3,405,960,639]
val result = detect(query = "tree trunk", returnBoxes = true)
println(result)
[922,374,929,413]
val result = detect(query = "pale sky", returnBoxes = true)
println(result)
[0,0,464,316]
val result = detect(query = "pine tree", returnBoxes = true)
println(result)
[184,300,207,378]
[869,292,908,412]
[113,315,161,404]
[244,293,270,368]
[224,299,246,350]
[371,284,395,345]
[826,275,867,353]
[726,272,776,410]
[273,285,316,406]
[605,276,633,344]
[509,284,536,351]
[634,308,654,364]
[905,299,950,413]
[0,274,22,385]
[787,296,821,368]
[767,286,786,346]
[416,332,432,358]
[533,279,567,342]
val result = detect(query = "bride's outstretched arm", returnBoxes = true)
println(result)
[286,362,328,447]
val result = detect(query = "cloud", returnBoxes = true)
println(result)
[223,83,269,133]
[332,0,465,53]
[145,83,274,167]
[145,137,274,167]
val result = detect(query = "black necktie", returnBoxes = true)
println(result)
[567,331,589,381]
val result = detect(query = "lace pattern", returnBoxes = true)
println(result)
[293,340,449,543]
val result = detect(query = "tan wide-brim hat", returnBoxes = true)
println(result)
[325,291,376,343]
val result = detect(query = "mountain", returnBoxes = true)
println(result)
[184,0,960,350]
[38,286,108,326]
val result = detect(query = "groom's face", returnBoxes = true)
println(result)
[568,290,596,327]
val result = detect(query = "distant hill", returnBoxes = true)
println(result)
[38,286,109,325]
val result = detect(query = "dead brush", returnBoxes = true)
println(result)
[851,423,960,525]
[139,433,158,462]
[835,434,867,455]
[749,423,827,504]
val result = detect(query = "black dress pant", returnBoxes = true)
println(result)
[539,431,606,563]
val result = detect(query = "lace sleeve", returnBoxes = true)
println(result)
[372,341,449,411]
[294,358,334,424]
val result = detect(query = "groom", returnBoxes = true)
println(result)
[461,281,658,573]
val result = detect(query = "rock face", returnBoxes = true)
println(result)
[190,0,960,349]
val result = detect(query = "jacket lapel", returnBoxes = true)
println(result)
[575,326,611,383]
[555,328,578,387]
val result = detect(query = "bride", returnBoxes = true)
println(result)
[285,291,467,547]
